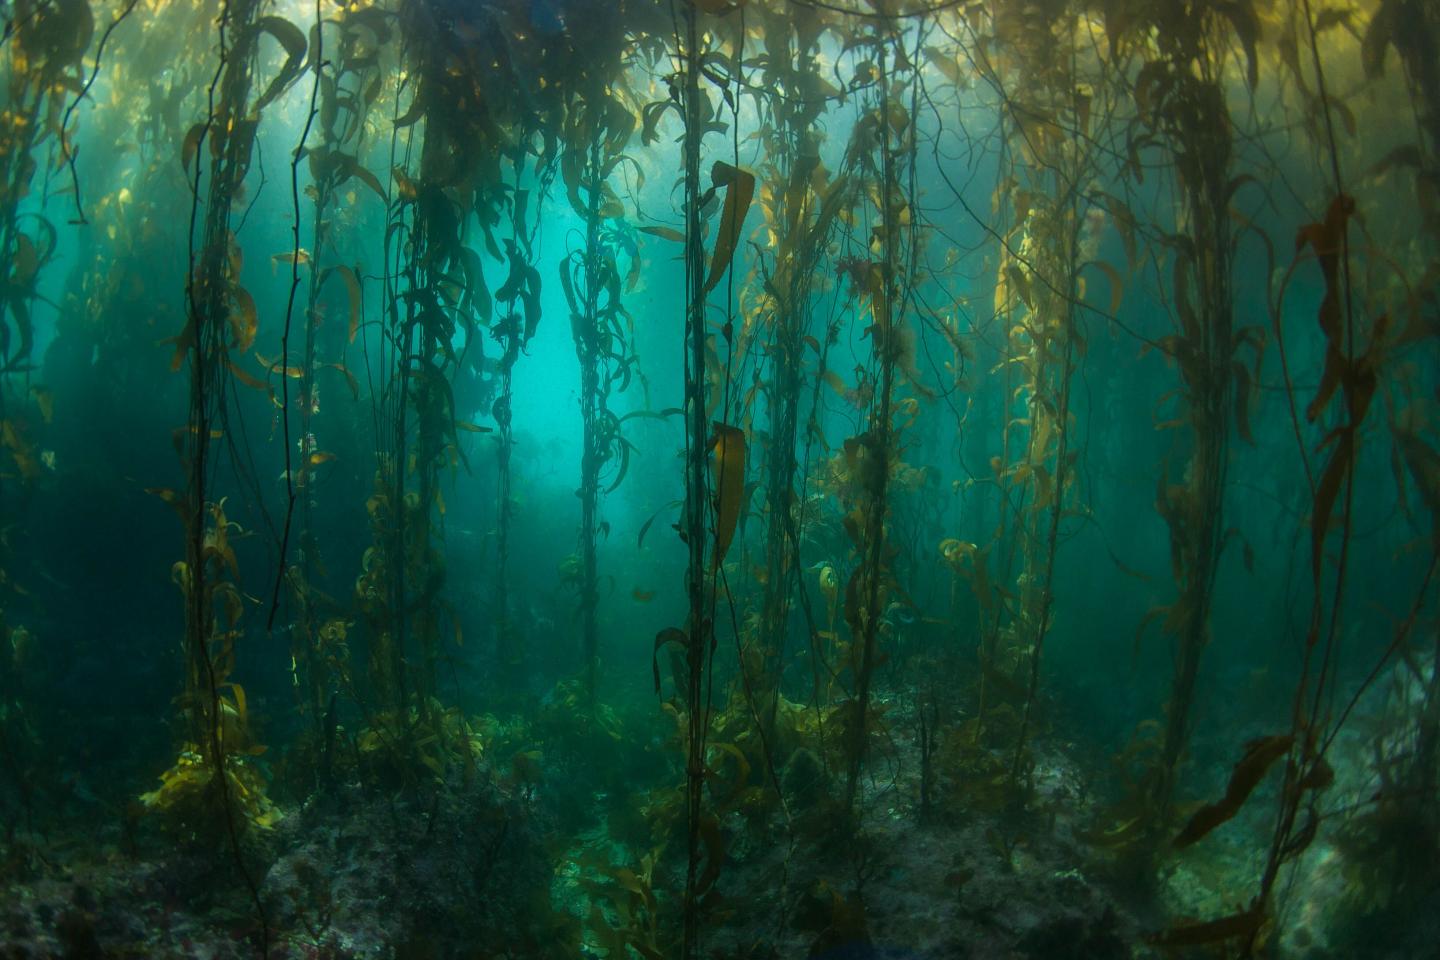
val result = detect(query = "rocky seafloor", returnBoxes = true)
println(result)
[2,663,1437,960]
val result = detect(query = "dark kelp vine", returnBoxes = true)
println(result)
[0,1,1437,958]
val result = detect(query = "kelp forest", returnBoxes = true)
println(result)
[2,0,1439,957]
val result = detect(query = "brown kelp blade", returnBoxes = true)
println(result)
[1149,906,1267,950]
[704,161,755,294]
[711,421,746,568]
[652,627,687,695]
[1396,427,1440,547]
[1174,734,1293,848]
[322,264,362,343]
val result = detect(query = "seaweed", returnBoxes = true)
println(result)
[1,2,1436,957]
[1172,734,1293,849]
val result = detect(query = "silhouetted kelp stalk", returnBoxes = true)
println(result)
[0,0,87,735]
[1,0,93,376]
[938,87,1021,759]
[1363,0,1440,181]
[5,0,216,858]
[1130,3,1439,951]
[560,49,642,707]
[490,190,519,697]
[930,6,1097,802]
[0,0,98,852]
[667,1,762,952]
[640,3,791,952]
[1237,3,1439,949]
[178,0,257,816]
[677,2,712,950]
[1355,4,1440,915]
[55,0,138,228]
[1108,0,1255,841]
[154,0,299,949]
[574,126,607,707]
[489,167,524,706]
[486,11,573,707]
[840,17,919,816]
[743,1,851,743]
[271,0,326,777]
[362,0,448,784]
[269,2,388,787]
[995,13,1104,794]
[359,0,545,786]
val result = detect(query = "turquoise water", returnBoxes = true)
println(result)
[1,1,1437,957]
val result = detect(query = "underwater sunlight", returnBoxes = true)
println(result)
[1,0,1439,957]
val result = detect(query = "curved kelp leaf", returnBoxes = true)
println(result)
[1215,0,1260,89]
[1295,195,1354,422]
[229,286,258,352]
[1361,0,1398,79]
[1174,735,1293,848]
[323,362,359,399]
[711,422,746,568]
[2,294,33,372]
[1149,908,1267,950]
[310,150,386,203]
[181,122,206,173]
[652,626,687,695]
[321,264,363,342]
[1083,259,1124,316]
[639,224,685,243]
[243,17,308,111]
[459,247,491,323]
[255,353,304,379]
[704,161,755,294]
[1396,427,1440,548]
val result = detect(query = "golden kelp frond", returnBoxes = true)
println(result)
[270,249,311,271]
[315,361,355,401]
[225,357,272,397]
[229,285,257,352]
[1,417,41,482]
[139,746,281,830]
[254,352,305,379]
[146,485,191,526]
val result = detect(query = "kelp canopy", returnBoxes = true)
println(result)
[1,0,1438,957]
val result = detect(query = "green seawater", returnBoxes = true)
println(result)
[1,1,1437,957]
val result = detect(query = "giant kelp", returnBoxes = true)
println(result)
[0,1,1437,958]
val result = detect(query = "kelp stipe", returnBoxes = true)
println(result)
[0,0,98,867]
[1123,0,1246,843]
[559,29,643,707]
[836,18,918,819]
[1,0,92,377]
[2,1,1437,958]
[674,5,713,954]
[265,1,391,794]
[966,7,1101,798]
[747,2,838,750]
[1244,4,1440,949]
[141,1,293,952]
